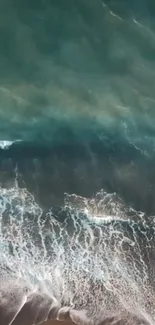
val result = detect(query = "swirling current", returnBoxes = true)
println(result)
[1,1,155,324]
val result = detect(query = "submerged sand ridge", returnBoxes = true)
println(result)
[0,277,153,325]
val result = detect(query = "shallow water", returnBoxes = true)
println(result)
[0,0,155,324]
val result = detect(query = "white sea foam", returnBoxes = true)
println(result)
[0,180,154,319]
[0,140,22,149]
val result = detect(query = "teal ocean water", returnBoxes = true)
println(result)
[0,1,155,324]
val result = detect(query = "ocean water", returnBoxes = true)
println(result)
[0,1,155,324]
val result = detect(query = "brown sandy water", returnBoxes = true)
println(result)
[44,321,73,325]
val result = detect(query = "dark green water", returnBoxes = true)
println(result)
[0,0,155,213]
